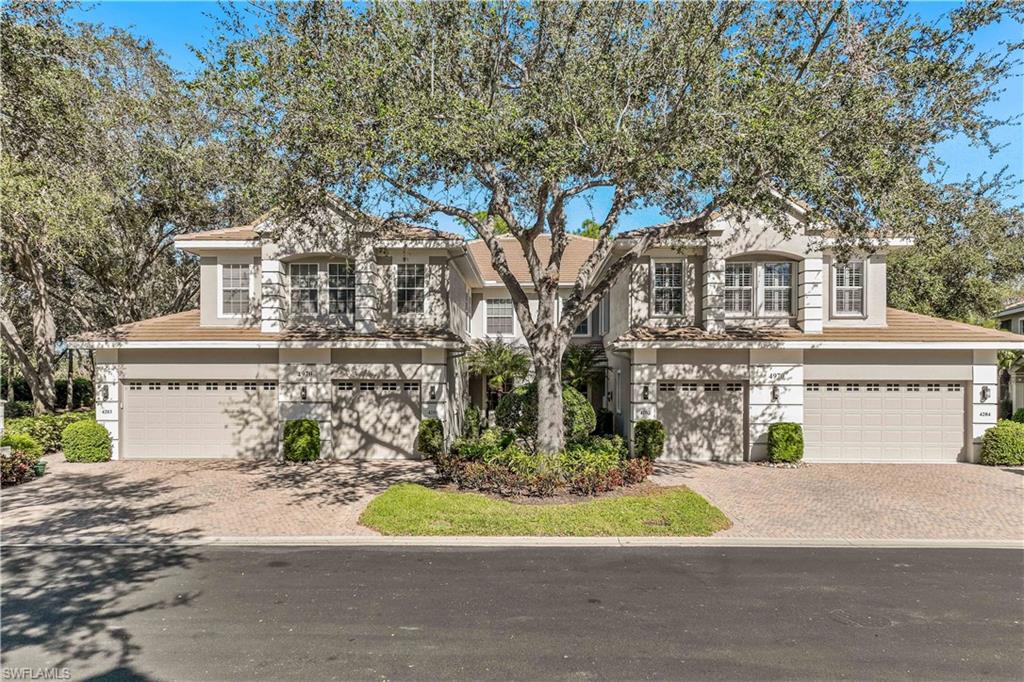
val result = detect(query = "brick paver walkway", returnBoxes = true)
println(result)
[652,462,1024,540]
[1,456,432,543]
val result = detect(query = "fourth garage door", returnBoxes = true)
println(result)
[803,381,966,462]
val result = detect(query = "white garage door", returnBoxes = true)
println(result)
[656,381,746,461]
[804,381,966,462]
[333,380,421,459]
[122,380,279,458]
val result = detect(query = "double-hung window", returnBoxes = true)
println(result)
[220,263,251,316]
[573,312,590,337]
[396,263,426,314]
[652,261,685,316]
[834,261,864,315]
[327,262,355,316]
[486,298,514,335]
[762,262,793,315]
[290,263,319,314]
[724,263,753,314]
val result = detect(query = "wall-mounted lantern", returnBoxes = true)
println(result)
[981,386,991,402]
[642,385,650,401]
[771,386,780,402]
[429,385,437,400]
[101,385,110,402]
[300,386,308,401]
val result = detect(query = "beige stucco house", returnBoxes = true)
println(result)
[70,201,1024,463]
[994,301,1024,413]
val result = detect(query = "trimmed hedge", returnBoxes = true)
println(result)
[5,401,33,418]
[633,420,666,460]
[980,420,1024,466]
[283,419,321,462]
[61,420,112,463]
[767,422,804,463]
[416,419,444,458]
[1012,408,1024,424]
[1,433,43,486]
[5,412,95,453]
[495,383,596,448]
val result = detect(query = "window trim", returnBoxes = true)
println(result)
[723,261,755,317]
[217,260,255,319]
[831,259,867,319]
[288,262,321,317]
[326,260,356,321]
[759,261,795,318]
[485,297,516,336]
[650,258,687,319]
[572,310,591,338]
[393,261,427,316]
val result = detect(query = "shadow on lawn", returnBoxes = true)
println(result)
[1,470,204,677]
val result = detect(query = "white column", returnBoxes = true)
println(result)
[629,349,658,449]
[279,348,332,458]
[970,350,999,463]
[355,242,378,334]
[260,259,285,333]
[702,252,725,333]
[797,257,823,334]
[748,349,804,461]
[94,350,121,460]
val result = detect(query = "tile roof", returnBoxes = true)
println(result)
[615,308,1024,345]
[995,301,1024,317]
[467,234,599,284]
[177,224,261,242]
[69,310,463,346]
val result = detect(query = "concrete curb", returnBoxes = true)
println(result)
[3,536,1022,549]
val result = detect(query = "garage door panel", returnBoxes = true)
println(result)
[333,380,420,459]
[657,382,745,461]
[804,381,965,462]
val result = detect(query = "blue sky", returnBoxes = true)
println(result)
[70,1,1022,233]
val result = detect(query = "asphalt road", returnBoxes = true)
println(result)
[1,546,1021,681]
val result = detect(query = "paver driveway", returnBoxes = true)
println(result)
[652,462,1024,540]
[1,455,432,543]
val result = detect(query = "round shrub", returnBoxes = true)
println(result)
[6,412,95,453]
[283,419,321,462]
[980,420,1024,466]
[495,383,596,447]
[61,420,112,462]
[633,420,665,460]
[416,418,444,459]
[1,433,44,487]
[1012,408,1024,424]
[767,422,804,463]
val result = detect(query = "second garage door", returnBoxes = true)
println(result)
[333,380,421,459]
[656,381,746,461]
[122,380,279,458]
[804,381,966,462]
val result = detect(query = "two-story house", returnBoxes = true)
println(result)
[70,201,1024,463]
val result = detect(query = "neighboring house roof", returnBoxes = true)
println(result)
[68,310,464,349]
[177,224,262,242]
[994,301,1024,318]
[467,234,598,285]
[613,308,1024,348]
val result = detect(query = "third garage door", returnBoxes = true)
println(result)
[804,381,966,462]
[333,380,421,459]
[656,381,746,461]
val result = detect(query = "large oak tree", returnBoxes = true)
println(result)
[202,0,1019,453]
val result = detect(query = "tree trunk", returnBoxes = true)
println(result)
[9,241,58,415]
[66,349,74,411]
[534,349,565,454]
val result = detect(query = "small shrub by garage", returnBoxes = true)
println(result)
[980,420,1024,466]
[61,420,112,462]
[633,420,665,460]
[5,412,95,453]
[416,418,444,459]
[1012,408,1024,424]
[283,419,321,462]
[767,422,804,463]
[495,383,596,448]
[1,433,43,486]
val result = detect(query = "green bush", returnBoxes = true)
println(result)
[452,427,514,461]
[1,433,43,486]
[462,404,483,439]
[5,401,33,418]
[61,420,112,463]
[1011,408,1024,424]
[633,420,666,460]
[5,412,95,453]
[767,422,804,463]
[495,383,596,448]
[416,418,444,458]
[980,420,1024,466]
[283,419,321,462]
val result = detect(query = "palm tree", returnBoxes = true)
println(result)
[561,344,604,393]
[465,339,531,418]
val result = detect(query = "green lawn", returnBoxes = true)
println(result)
[359,483,731,536]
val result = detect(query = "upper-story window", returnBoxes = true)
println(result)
[327,262,355,316]
[834,261,864,316]
[290,263,319,314]
[652,261,685,316]
[724,263,753,314]
[220,263,251,316]
[762,262,793,315]
[486,298,514,335]
[396,263,426,314]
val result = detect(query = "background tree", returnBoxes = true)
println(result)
[574,219,601,240]
[465,339,531,420]
[561,345,604,393]
[199,0,1019,453]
